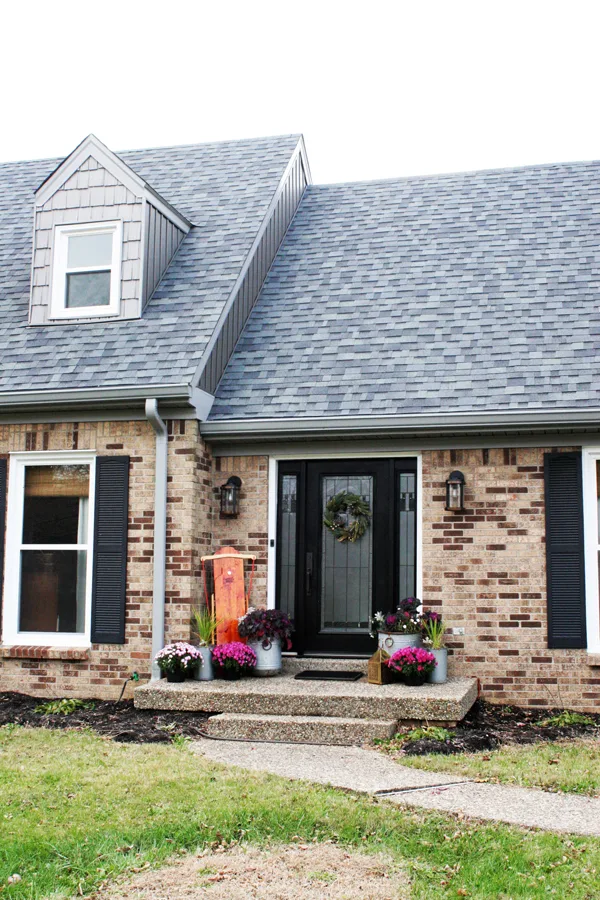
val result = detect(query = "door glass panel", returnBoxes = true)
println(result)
[320,475,373,633]
[279,475,297,619]
[398,472,416,600]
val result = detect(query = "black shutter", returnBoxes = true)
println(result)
[0,459,6,609]
[91,456,129,644]
[544,451,586,649]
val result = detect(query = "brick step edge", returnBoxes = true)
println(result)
[203,712,397,746]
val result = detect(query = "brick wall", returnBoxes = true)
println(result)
[423,447,600,712]
[0,420,213,700]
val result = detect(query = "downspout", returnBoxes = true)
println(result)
[145,399,167,680]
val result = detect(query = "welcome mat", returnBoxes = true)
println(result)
[294,670,363,682]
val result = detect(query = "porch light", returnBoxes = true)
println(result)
[220,476,242,518]
[445,471,465,512]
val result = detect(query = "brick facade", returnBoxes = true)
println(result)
[0,420,214,700]
[3,432,600,711]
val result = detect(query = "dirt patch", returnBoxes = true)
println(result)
[399,700,600,756]
[0,692,209,743]
[92,844,408,900]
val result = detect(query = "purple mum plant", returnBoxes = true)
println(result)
[154,641,202,677]
[211,641,257,674]
[237,607,294,649]
[386,646,437,678]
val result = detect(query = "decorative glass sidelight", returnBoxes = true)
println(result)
[279,474,297,619]
[320,475,373,633]
[398,472,417,601]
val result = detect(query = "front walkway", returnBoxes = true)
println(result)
[193,738,600,837]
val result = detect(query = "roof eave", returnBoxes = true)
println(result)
[0,384,196,414]
[200,407,600,442]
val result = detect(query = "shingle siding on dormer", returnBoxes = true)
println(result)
[30,156,144,324]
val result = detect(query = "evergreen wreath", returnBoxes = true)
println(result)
[323,490,371,543]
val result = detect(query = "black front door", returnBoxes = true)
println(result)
[276,458,417,655]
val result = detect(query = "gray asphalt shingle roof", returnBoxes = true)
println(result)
[0,135,300,392]
[210,160,600,420]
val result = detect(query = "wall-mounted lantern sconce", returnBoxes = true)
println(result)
[445,470,465,512]
[220,476,242,518]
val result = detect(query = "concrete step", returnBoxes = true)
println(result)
[135,674,478,724]
[204,712,397,745]
[281,656,368,675]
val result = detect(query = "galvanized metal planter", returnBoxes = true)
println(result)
[193,646,214,681]
[377,632,421,654]
[427,648,448,684]
[249,637,282,677]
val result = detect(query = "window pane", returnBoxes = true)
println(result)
[19,549,87,633]
[67,232,113,268]
[321,475,373,632]
[278,475,297,619]
[66,271,111,307]
[398,473,416,600]
[23,465,89,544]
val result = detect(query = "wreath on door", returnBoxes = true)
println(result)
[323,490,371,543]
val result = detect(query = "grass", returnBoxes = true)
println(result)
[382,737,600,797]
[1,727,600,899]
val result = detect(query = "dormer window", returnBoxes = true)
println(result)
[50,221,122,319]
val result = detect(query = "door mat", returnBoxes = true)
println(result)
[294,670,363,682]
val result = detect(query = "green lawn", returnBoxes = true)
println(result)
[2,726,600,899]
[381,737,600,797]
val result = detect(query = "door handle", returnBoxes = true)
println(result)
[305,552,313,596]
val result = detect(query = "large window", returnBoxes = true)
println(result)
[50,222,122,319]
[2,453,95,647]
[582,450,600,653]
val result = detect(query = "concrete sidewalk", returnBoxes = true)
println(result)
[193,737,600,837]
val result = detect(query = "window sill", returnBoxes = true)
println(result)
[0,645,91,661]
[587,654,600,667]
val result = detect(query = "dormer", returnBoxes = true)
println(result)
[29,135,191,325]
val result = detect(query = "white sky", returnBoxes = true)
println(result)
[2,0,599,184]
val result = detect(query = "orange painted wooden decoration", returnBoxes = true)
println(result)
[211,547,249,645]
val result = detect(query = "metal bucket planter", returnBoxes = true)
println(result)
[377,632,421,654]
[249,636,282,677]
[427,648,448,684]
[193,646,214,681]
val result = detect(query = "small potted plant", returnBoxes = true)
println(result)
[211,641,257,680]
[237,607,294,677]
[191,606,219,681]
[370,597,422,654]
[421,610,447,684]
[155,641,202,683]
[386,646,437,686]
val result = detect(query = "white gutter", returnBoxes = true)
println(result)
[145,399,168,680]
[200,406,600,441]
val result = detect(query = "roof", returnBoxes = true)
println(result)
[0,134,300,393]
[210,160,600,421]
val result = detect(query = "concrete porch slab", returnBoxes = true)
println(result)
[135,674,478,723]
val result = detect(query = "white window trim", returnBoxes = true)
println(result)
[50,221,122,320]
[2,451,96,648]
[582,448,600,654]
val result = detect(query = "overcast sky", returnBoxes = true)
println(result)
[2,1,598,184]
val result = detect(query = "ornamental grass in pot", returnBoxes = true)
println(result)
[211,642,257,680]
[155,642,202,683]
[421,611,447,684]
[386,646,437,686]
[191,607,219,681]
[237,608,294,677]
[370,597,422,654]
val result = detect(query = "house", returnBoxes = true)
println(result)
[0,133,599,712]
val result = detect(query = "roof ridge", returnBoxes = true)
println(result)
[311,157,600,190]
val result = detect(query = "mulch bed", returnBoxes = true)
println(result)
[402,699,600,756]
[0,692,209,743]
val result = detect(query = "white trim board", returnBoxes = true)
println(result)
[266,452,423,614]
[582,448,600,654]
[2,450,97,649]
